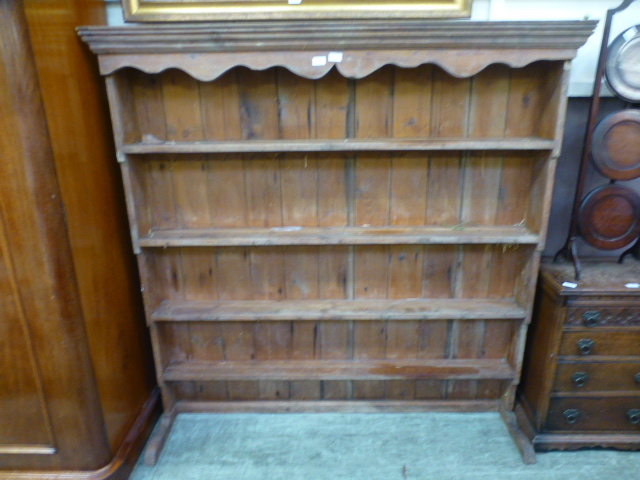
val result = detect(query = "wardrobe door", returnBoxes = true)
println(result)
[0,0,110,469]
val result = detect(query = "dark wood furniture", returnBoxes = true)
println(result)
[78,20,594,465]
[0,1,157,478]
[517,261,640,456]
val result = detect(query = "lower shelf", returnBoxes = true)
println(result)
[163,359,516,382]
[152,298,526,322]
[173,399,504,413]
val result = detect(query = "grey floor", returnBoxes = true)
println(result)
[130,412,639,480]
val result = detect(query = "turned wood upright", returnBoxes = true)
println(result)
[79,20,594,465]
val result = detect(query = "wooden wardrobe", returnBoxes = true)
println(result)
[0,1,157,478]
[79,20,595,464]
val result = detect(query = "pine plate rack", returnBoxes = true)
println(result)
[79,20,595,464]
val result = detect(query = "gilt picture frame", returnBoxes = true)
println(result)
[122,0,472,22]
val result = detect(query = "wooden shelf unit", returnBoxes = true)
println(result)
[79,20,595,465]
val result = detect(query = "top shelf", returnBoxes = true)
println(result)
[120,137,556,155]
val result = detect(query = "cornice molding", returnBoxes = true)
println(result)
[78,20,597,80]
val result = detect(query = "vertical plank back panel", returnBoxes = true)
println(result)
[505,62,546,138]
[216,247,252,301]
[208,155,248,228]
[354,154,391,226]
[281,155,319,226]
[250,247,286,300]
[354,66,393,138]
[201,69,242,141]
[245,155,284,227]
[162,70,203,142]
[392,65,433,138]
[390,153,428,226]
[237,68,279,140]
[180,248,218,301]
[316,68,349,139]
[317,157,348,227]
[131,70,166,142]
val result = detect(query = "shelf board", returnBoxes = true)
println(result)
[121,137,555,155]
[139,226,540,247]
[163,359,516,382]
[151,298,527,322]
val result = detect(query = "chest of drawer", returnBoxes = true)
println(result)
[559,331,640,357]
[546,397,640,432]
[553,362,640,393]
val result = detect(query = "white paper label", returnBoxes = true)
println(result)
[312,56,327,67]
[562,282,578,289]
[328,52,344,63]
[288,0,302,4]
[625,283,640,289]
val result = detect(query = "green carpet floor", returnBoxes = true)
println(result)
[130,413,638,480]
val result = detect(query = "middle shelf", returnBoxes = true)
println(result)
[139,225,540,247]
[120,137,556,154]
[151,298,527,323]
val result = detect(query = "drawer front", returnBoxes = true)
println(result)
[554,362,640,392]
[566,307,640,328]
[546,397,640,432]
[559,331,640,357]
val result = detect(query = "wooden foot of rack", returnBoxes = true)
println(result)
[143,410,176,466]
[499,404,536,465]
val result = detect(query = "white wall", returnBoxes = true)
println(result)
[104,0,639,96]
[472,0,640,96]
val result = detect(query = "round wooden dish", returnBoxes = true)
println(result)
[591,110,640,180]
[578,184,640,250]
[606,25,640,103]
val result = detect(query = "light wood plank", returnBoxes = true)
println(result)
[354,153,391,227]
[237,68,279,140]
[390,153,428,226]
[122,137,556,154]
[249,247,286,300]
[152,298,527,322]
[392,65,433,138]
[161,70,203,142]
[280,155,319,227]
[164,359,517,381]
[200,69,242,141]
[208,156,248,228]
[355,66,393,138]
[139,225,540,247]
[245,156,283,228]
